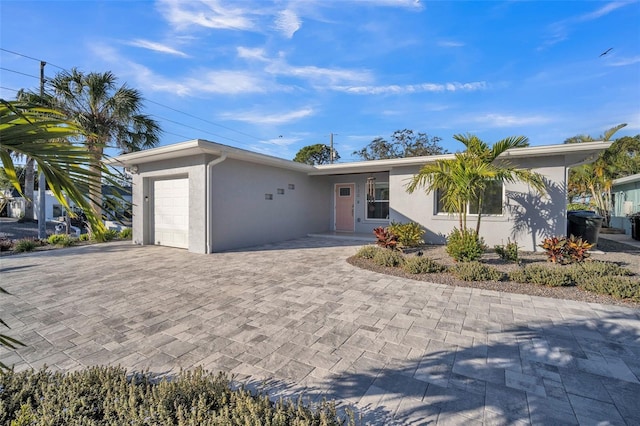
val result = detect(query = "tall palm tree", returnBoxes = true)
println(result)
[406,134,546,235]
[48,69,161,218]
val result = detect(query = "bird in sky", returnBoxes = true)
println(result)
[599,48,613,57]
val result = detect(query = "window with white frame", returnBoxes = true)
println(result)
[435,181,504,215]
[367,182,389,220]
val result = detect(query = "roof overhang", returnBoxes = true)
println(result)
[309,140,612,175]
[108,139,315,173]
[109,139,612,176]
[612,173,640,186]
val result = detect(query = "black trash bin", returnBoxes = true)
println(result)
[567,210,603,245]
[632,215,640,241]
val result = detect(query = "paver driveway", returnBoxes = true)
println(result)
[1,238,639,425]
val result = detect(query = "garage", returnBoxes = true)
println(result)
[152,177,189,249]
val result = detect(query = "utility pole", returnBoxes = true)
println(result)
[330,132,337,164]
[37,61,47,239]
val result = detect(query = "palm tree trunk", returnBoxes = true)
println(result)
[23,158,35,221]
[88,144,103,228]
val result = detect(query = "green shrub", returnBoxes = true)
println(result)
[373,249,405,267]
[446,228,485,262]
[509,265,575,287]
[568,260,634,285]
[388,221,425,248]
[13,239,38,253]
[494,239,519,263]
[103,229,119,241]
[567,203,593,211]
[449,261,504,282]
[403,256,446,274]
[47,234,75,247]
[78,233,91,242]
[355,245,382,259]
[0,366,353,425]
[578,276,640,302]
[119,228,132,239]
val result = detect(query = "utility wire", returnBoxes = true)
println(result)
[1,48,268,145]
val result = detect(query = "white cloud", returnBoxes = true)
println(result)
[333,81,487,95]
[127,39,189,57]
[156,0,254,31]
[237,46,269,61]
[438,40,465,48]
[473,113,553,128]
[274,9,301,38]
[186,70,271,95]
[607,55,640,67]
[220,107,315,124]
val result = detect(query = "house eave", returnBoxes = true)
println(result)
[612,173,640,186]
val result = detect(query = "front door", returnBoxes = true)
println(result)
[335,183,355,232]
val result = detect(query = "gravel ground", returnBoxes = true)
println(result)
[348,239,640,308]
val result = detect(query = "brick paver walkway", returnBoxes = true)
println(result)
[1,238,639,425]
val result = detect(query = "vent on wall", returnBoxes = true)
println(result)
[277,188,285,195]
[288,184,295,190]
[265,194,273,200]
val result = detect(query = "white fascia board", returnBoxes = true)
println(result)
[613,173,640,186]
[309,141,612,175]
[108,139,315,173]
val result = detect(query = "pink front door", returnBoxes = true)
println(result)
[335,184,355,232]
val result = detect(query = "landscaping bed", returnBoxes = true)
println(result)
[348,239,640,308]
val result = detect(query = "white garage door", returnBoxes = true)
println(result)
[153,178,189,249]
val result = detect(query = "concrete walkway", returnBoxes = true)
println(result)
[1,238,639,425]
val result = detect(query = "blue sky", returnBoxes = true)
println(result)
[1,0,639,161]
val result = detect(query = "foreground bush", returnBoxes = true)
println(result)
[12,239,38,253]
[0,366,353,425]
[47,234,75,247]
[355,245,382,259]
[403,256,446,274]
[449,262,504,282]
[579,276,640,302]
[373,249,405,267]
[509,265,575,287]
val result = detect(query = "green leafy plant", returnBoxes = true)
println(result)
[403,256,446,274]
[0,366,354,425]
[446,227,485,262]
[47,234,75,247]
[78,233,91,242]
[388,221,425,248]
[373,249,405,267]
[355,245,382,259]
[539,236,567,264]
[102,229,119,241]
[565,235,593,263]
[578,276,640,302]
[373,226,400,250]
[509,265,575,287]
[494,239,519,263]
[13,239,38,253]
[449,261,504,281]
[119,228,132,239]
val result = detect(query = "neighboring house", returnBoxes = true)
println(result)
[111,139,611,254]
[5,186,132,223]
[611,173,640,235]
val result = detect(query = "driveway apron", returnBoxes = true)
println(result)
[1,238,639,425]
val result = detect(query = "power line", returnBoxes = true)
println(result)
[1,47,269,146]
[0,67,40,79]
[150,113,249,145]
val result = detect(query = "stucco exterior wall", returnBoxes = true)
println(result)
[611,177,640,234]
[388,156,568,251]
[209,158,330,251]
[131,154,207,253]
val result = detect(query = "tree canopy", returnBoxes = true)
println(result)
[293,144,339,165]
[353,129,447,160]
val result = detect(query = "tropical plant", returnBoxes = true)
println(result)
[293,143,339,165]
[446,227,485,262]
[46,69,161,219]
[406,134,546,234]
[565,125,638,226]
[538,235,593,264]
[388,221,425,247]
[494,238,520,263]
[1,100,107,236]
[373,226,400,250]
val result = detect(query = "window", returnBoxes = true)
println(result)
[367,182,389,220]
[339,187,351,197]
[435,181,504,215]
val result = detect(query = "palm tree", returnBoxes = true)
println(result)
[406,134,546,235]
[566,123,627,225]
[48,69,161,218]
